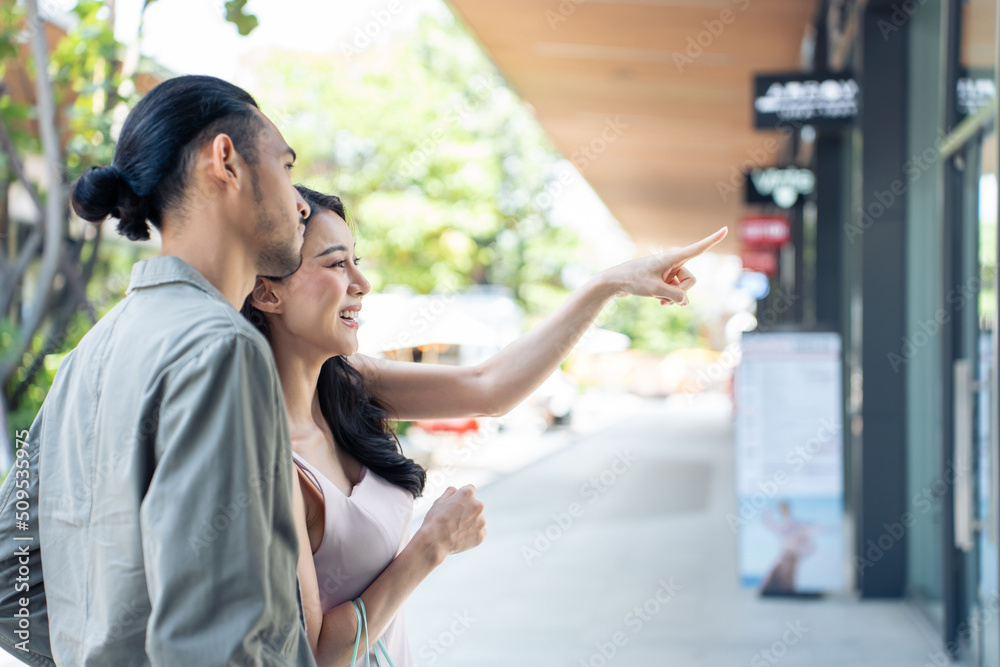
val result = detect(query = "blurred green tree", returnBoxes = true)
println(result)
[250,14,699,351]
[251,15,581,315]
[0,0,260,449]
[0,3,701,452]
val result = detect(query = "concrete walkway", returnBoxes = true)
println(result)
[405,394,944,667]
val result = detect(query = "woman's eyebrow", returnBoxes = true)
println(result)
[315,245,349,258]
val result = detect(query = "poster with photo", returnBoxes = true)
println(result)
[734,331,846,594]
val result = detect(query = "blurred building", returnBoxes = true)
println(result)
[447,0,999,663]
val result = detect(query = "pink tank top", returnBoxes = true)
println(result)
[291,450,415,667]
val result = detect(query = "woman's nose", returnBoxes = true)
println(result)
[352,269,371,296]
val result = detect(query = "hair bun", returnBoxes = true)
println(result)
[72,165,151,241]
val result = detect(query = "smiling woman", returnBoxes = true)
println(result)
[240,183,723,666]
[242,186,477,666]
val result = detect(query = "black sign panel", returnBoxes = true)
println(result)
[753,72,859,130]
[957,71,995,117]
[745,167,815,208]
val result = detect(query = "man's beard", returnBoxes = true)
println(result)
[253,180,303,280]
[257,234,302,280]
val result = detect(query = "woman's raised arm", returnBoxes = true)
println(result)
[350,227,727,421]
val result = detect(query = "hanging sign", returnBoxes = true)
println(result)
[741,215,791,247]
[753,72,859,129]
[745,168,815,208]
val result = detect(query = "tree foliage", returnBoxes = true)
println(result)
[250,15,580,314]
[0,0,260,445]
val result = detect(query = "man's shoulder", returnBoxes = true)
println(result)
[67,280,272,385]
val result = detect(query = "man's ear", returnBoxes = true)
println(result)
[207,133,243,193]
[251,277,282,314]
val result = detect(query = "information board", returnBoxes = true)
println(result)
[733,331,845,594]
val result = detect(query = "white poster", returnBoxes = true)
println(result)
[733,331,845,594]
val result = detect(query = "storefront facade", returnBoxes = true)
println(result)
[800,0,998,661]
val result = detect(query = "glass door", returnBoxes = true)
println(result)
[951,0,998,661]
[959,124,998,667]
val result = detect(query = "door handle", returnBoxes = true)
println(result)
[955,358,975,552]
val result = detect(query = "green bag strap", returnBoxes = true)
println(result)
[350,598,396,667]
[350,599,369,667]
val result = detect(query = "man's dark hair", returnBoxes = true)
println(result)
[72,75,265,240]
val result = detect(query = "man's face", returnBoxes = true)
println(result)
[244,113,309,279]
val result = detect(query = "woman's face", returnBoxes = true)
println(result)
[269,208,371,358]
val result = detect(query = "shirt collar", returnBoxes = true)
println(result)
[126,255,231,306]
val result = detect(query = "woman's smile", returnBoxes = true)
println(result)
[338,305,361,329]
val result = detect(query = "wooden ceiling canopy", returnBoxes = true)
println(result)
[447,0,818,254]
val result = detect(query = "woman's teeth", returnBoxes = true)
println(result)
[339,310,358,320]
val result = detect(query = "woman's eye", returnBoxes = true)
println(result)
[327,260,346,269]
[353,257,362,266]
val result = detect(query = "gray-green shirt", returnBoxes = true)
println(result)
[0,255,316,666]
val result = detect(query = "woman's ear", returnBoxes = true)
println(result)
[251,277,283,314]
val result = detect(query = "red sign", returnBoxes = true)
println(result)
[741,247,778,277]
[741,215,791,246]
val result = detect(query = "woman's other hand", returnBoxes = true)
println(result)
[600,226,728,306]
[413,485,486,565]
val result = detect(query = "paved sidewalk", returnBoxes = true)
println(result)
[405,394,944,666]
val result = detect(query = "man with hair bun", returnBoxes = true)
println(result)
[0,75,317,666]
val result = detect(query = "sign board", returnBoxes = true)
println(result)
[957,75,995,116]
[753,72,859,129]
[745,168,814,208]
[741,248,779,277]
[733,332,845,594]
[741,215,791,247]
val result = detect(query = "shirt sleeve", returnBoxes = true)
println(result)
[139,333,312,666]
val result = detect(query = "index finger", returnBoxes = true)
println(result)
[674,226,728,262]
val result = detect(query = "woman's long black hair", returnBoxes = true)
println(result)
[241,186,426,498]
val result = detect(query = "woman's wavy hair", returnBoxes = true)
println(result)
[241,186,426,498]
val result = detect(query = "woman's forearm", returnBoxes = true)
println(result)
[354,231,721,422]
[351,274,622,421]
[470,274,620,416]
[314,532,444,666]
